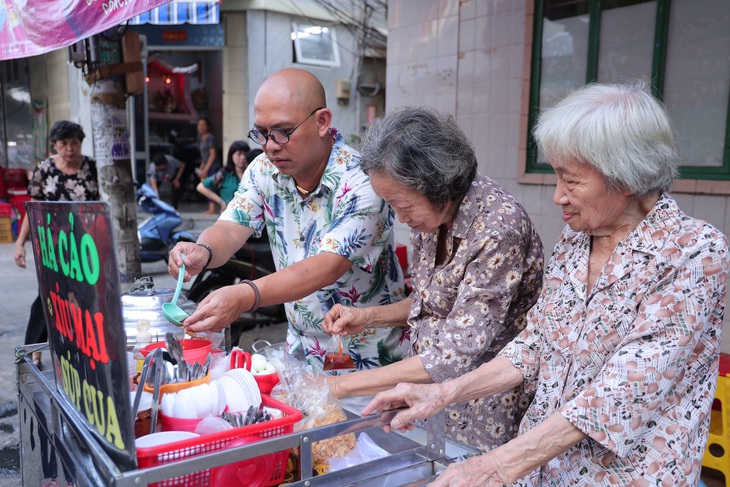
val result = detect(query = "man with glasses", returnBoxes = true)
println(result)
[168,68,409,373]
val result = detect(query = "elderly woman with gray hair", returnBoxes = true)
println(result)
[323,106,544,451]
[362,82,730,486]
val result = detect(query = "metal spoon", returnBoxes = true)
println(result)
[204,352,211,376]
[165,332,184,364]
[193,362,203,380]
[175,363,185,383]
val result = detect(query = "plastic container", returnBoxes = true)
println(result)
[254,373,280,395]
[158,412,202,433]
[140,339,212,365]
[136,395,302,487]
[131,391,155,439]
[143,372,210,395]
[2,168,27,190]
[230,350,280,394]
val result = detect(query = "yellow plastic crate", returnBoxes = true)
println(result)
[703,355,730,486]
[0,217,13,244]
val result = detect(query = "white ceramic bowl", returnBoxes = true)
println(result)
[173,389,198,419]
[134,431,199,448]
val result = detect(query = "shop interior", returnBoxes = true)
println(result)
[134,49,223,204]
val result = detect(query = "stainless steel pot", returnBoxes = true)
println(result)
[122,286,198,347]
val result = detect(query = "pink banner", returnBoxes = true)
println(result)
[0,0,171,60]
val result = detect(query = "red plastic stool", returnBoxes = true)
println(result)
[395,244,412,294]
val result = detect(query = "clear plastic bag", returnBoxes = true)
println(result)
[263,343,356,468]
[323,335,355,371]
[328,433,389,472]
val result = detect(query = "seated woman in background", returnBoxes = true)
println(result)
[363,82,730,486]
[197,141,261,213]
[322,106,544,451]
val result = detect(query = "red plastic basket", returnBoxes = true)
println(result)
[136,395,301,487]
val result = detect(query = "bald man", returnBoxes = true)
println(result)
[169,68,409,373]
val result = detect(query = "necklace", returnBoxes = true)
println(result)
[295,184,311,195]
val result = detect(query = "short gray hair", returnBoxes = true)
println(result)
[359,106,477,209]
[533,81,678,196]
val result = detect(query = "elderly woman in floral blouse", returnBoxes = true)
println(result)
[363,82,730,486]
[323,106,544,451]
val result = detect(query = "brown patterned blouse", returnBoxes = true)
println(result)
[501,193,729,485]
[408,173,544,451]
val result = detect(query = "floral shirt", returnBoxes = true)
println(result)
[222,131,409,372]
[29,155,99,202]
[408,173,544,451]
[500,193,729,485]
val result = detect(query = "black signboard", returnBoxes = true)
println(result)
[26,201,136,470]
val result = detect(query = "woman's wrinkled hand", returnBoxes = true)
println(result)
[428,453,508,487]
[323,304,368,336]
[360,382,448,433]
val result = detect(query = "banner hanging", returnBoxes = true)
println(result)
[0,0,171,60]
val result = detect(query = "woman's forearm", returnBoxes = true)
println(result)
[364,298,412,328]
[441,356,524,405]
[489,412,586,483]
[334,355,432,397]
[16,212,31,246]
[196,182,224,207]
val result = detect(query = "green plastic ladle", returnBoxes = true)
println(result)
[162,253,190,326]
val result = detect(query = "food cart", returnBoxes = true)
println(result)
[17,351,477,486]
[17,200,479,486]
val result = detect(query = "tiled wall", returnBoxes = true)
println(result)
[222,12,248,158]
[386,0,730,353]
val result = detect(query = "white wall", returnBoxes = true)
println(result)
[245,10,362,143]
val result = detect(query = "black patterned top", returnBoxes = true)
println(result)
[29,155,99,202]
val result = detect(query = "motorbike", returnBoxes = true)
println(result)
[182,230,287,348]
[136,183,195,263]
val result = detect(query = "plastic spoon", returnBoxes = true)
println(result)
[162,253,189,326]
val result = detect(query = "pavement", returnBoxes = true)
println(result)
[0,200,287,485]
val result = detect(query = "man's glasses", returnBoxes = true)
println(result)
[248,107,325,146]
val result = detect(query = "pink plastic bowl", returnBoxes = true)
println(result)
[140,339,212,365]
